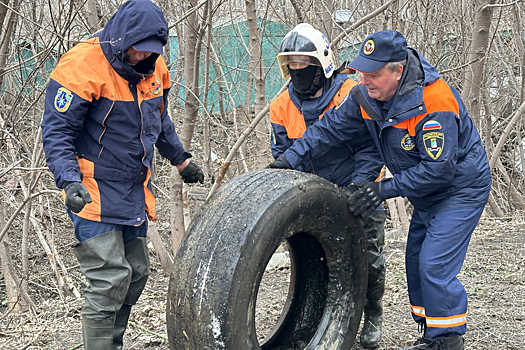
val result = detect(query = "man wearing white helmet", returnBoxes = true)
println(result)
[268,23,386,349]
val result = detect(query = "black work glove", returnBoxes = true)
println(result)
[64,182,92,213]
[179,161,205,184]
[266,154,292,169]
[347,181,383,218]
[343,183,360,197]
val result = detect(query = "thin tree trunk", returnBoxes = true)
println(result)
[385,197,399,229]
[0,202,19,313]
[487,192,504,217]
[245,0,268,169]
[460,0,495,127]
[170,0,200,257]
[395,197,410,234]
[21,200,31,298]
[170,162,186,256]
[148,223,173,276]
[0,0,10,40]
[0,0,18,88]
[84,0,99,33]
[202,0,213,175]
[288,0,304,23]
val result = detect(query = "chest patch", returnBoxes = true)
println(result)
[54,87,73,112]
[150,75,162,95]
[401,133,415,151]
[423,132,444,160]
[422,120,441,130]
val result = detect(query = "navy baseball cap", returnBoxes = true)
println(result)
[348,30,407,73]
[132,37,164,54]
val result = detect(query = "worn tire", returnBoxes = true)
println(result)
[167,169,367,350]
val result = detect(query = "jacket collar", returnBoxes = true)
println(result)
[288,73,348,117]
[358,48,441,124]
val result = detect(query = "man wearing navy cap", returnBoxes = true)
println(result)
[41,1,204,349]
[269,30,491,350]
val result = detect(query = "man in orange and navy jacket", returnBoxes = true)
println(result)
[270,30,491,350]
[41,1,203,349]
[269,23,386,349]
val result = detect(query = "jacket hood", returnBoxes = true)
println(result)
[95,0,168,82]
[395,48,440,98]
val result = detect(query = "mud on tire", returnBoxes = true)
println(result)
[167,169,367,350]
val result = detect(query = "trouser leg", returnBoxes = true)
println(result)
[359,209,386,348]
[74,230,131,350]
[405,210,427,326]
[419,207,483,340]
[113,237,150,350]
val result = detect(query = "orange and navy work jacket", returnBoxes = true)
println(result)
[270,74,383,186]
[283,49,491,214]
[41,1,190,226]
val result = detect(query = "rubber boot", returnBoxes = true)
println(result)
[112,237,150,350]
[74,231,132,350]
[113,305,132,350]
[360,278,385,348]
[359,209,387,349]
[398,334,464,350]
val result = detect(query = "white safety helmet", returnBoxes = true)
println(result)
[277,23,335,80]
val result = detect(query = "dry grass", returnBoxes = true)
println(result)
[0,216,523,349]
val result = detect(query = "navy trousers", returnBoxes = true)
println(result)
[405,207,484,339]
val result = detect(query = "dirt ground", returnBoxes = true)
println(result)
[0,215,523,350]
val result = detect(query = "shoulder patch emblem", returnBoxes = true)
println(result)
[150,75,162,95]
[335,93,349,110]
[422,120,441,131]
[54,87,73,112]
[401,133,415,151]
[423,132,444,160]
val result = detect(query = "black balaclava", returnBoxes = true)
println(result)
[131,53,159,74]
[289,65,326,100]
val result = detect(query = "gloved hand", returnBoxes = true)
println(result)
[64,182,92,213]
[266,154,292,169]
[343,183,360,197]
[347,181,383,218]
[179,161,205,184]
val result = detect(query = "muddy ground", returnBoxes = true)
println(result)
[0,215,523,350]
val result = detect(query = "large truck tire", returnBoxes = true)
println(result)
[167,169,367,350]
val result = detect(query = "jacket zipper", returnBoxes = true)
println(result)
[98,101,115,158]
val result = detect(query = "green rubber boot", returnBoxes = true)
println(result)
[74,231,132,350]
[112,237,150,350]
[359,209,387,349]
[113,305,132,350]
[360,278,385,348]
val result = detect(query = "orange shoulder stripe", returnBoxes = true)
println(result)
[270,90,307,139]
[50,38,133,103]
[321,79,358,118]
[271,79,359,139]
[360,79,459,136]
